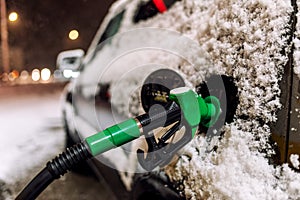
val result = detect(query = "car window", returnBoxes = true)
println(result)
[83,10,125,68]
[62,57,79,65]
[97,10,125,46]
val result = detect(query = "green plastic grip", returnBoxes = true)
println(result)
[169,88,200,137]
[85,118,141,156]
[201,96,221,127]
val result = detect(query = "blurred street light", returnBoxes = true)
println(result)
[63,69,72,78]
[11,69,19,78]
[41,68,51,81]
[31,69,40,81]
[8,11,18,22]
[69,29,79,40]
[20,70,29,81]
[8,70,19,81]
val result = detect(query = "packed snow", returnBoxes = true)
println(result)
[290,154,300,169]
[294,0,300,78]
[101,0,300,199]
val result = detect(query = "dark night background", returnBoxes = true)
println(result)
[3,0,115,73]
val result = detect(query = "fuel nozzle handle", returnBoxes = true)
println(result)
[85,87,220,157]
[136,87,221,171]
[169,87,221,137]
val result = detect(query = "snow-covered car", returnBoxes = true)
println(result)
[55,49,84,81]
[61,0,300,199]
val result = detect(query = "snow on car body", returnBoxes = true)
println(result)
[61,0,300,199]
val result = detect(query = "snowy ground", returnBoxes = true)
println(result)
[0,83,65,184]
[0,83,114,200]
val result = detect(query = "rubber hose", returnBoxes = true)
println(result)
[16,142,92,200]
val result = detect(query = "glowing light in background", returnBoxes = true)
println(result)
[11,70,19,79]
[63,69,72,78]
[8,73,14,82]
[31,69,40,81]
[71,71,80,78]
[8,12,18,22]
[20,70,29,81]
[68,29,79,40]
[1,73,8,82]
[8,70,19,81]
[62,69,79,79]
[41,68,51,81]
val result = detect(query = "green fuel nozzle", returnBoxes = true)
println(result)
[85,87,220,170]
[16,87,221,200]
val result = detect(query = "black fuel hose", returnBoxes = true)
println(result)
[16,142,92,200]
